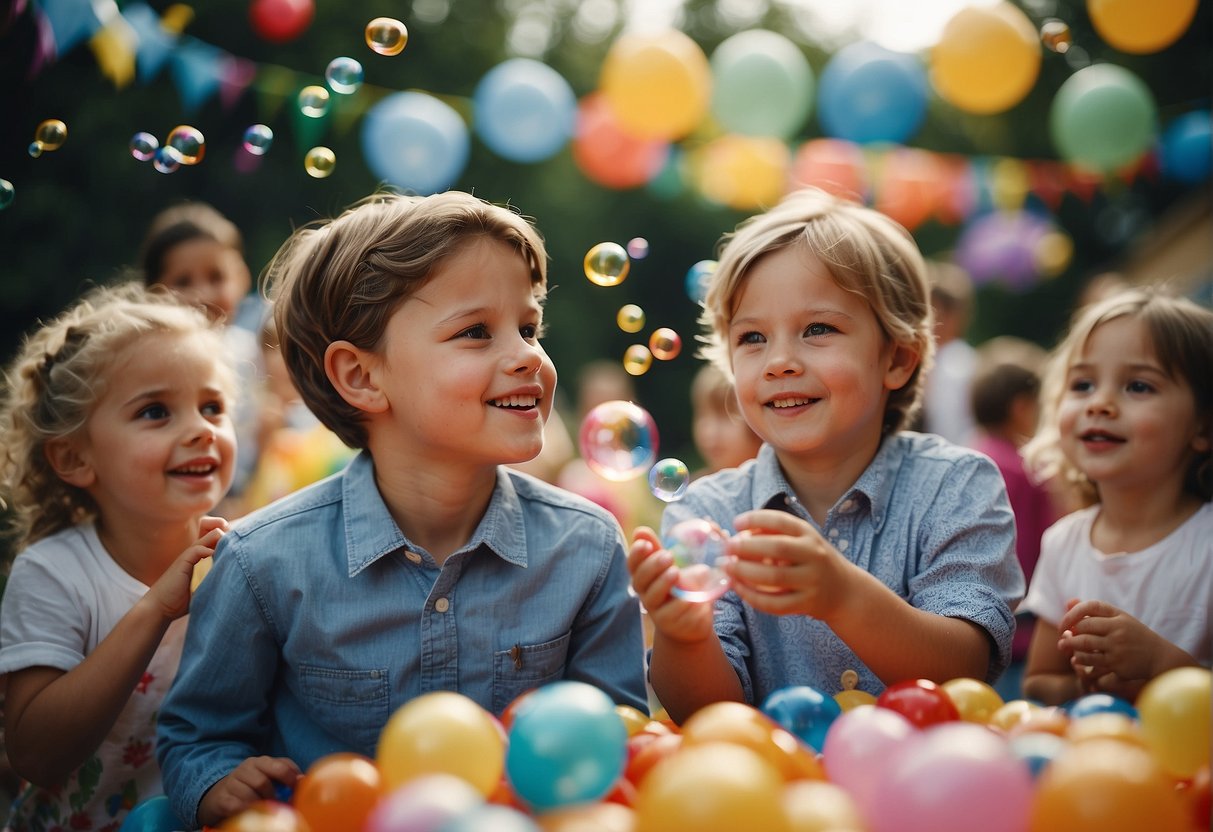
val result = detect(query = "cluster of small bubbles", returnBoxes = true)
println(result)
[0,179,14,210]
[242,124,274,155]
[626,237,649,260]
[685,259,718,303]
[1040,19,1072,53]
[325,57,364,94]
[153,147,181,174]
[129,132,159,162]
[299,86,331,118]
[583,242,630,287]
[28,119,67,157]
[649,458,690,502]
[649,327,682,361]
[578,400,659,482]
[166,125,205,165]
[616,303,645,333]
[365,17,408,56]
[664,518,731,602]
[304,146,336,178]
[622,344,653,376]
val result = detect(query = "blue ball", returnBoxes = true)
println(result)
[1066,692,1138,721]
[119,796,184,832]
[1159,109,1212,184]
[761,684,841,752]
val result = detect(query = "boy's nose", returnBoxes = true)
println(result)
[511,342,543,375]
[186,418,218,445]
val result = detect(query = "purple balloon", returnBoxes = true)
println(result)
[954,210,1053,292]
[822,705,917,811]
[365,774,484,832]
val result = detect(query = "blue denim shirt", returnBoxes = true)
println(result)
[663,433,1023,706]
[157,452,646,828]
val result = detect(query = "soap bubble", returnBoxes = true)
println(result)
[626,237,650,259]
[166,125,205,165]
[578,400,658,481]
[326,57,364,93]
[242,124,274,155]
[304,146,336,178]
[34,119,67,151]
[648,328,682,361]
[153,147,181,174]
[129,132,159,161]
[366,17,408,56]
[649,458,690,502]
[617,304,645,333]
[665,518,731,602]
[685,259,717,302]
[299,85,331,118]
[584,242,630,287]
[0,179,14,210]
[622,345,652,376]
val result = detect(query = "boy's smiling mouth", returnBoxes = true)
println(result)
[768,396,819,409]
[489,395,539,409]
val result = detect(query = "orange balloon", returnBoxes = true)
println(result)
[930,2,1041,114]
[1088,0,1198,53]
[292,753,382,832]
[219,801,310,832]
[375,691,504,795]
[1029,739,1189,832]
[788,139,867,201]
[625,733,683,787]
[573,94,669,190]
[599,29,711,141]
[692,135,789,210]
[537,801,636,832]
[875,147,943,231]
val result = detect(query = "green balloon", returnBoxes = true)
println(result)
[710,30,815,139]
[1049,63,1157,171]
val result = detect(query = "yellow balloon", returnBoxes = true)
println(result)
[600,29,711,141]
[375,691,504,795]
[783,780,865,832]
[692,135,789,210]
[1088,0,1198,54]
[833,690,877,711]
[1136,666,1211,779]
[930,2,1041,114]
[941,677,1004,724]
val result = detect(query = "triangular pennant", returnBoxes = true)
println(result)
[169,35,226,114]
[219,56,257,111]
[89,14,137,88]
[1026,161,1066,211]
[123,1,177,84]
[37,0,102,56]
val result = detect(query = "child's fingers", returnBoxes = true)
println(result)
[626,534,659,575]
[733,509,813,537]
[198,515,230,537]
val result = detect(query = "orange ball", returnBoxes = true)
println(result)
[292,753,382,832]
[219,801,310,832]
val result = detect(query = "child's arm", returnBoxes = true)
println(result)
[727,510,992,685]
[628,527,745,722]
[4,522,224,786]
[1022,611,1084,705]
[1057,599,1200,701]
[198,757,302,828]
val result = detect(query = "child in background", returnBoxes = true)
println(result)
[690,362,763,476]
[140,202,262,501]
[919,260,978,446]
[1021,290,1212,705]
[968,336,1061,701]
[628,188,1022,722]
[0,283,235,832]
[157,191,648,828]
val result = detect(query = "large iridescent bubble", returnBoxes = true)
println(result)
[649,458,690,502]
[664,518,731,602]
[578,400,658,481]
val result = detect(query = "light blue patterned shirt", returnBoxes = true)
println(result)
[158,451,646,828]
[663,433,1023,706]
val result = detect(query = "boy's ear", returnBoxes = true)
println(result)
[883,341,921,391]
[44,438,96,488]
[324,340,389,414]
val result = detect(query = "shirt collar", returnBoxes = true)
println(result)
[342,453,529,576]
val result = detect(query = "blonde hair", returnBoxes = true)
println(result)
[699,187,934,434]
[1025,289,1213,505]
[0,283,231,548]
[263,190,548,449]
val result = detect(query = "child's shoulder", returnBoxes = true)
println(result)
[229,469,346,537]
[505,468,623,528]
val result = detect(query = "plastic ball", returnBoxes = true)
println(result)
[782,780,864,832]
[583,242,630,287]
[876,679,960,728]
[663,518,730,603]
[376,691,505,796]
[834,688,877,711]
[1066,692,1137,721]
[219,801,309,832]
[118,796,184,832]
[940,677,1004,724]
[680,701,823,782]
[762,685,842,753]
[1136,666,1211,779]
[648,458,689,502]
[1007,730,1066,779]
[363,773,483,832]
[293,752,383,832]
[578,400,658,481]
[249,0,314,43]
[821,706,916,811]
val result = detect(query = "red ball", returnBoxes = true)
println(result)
[249,0,314,43]
[876,679,961,728]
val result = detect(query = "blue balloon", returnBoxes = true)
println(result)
[1066,692,1138,720]
[119,796,184,832]
[505,681,626,812]
[1159,109,1212,184]
[761,685,841,752]
[361,91,470,195]
[473,58,576,163]
[817,41,927,145]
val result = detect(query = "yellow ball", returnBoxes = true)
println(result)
[941,677,1004,724]
[1136,666,1211,779]
[375,691,504,795]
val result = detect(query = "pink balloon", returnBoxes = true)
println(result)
[364,773,483,832]
[822,706,917,810]
[865,722,1033,832]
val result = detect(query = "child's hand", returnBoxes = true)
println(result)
[1058,599,1164,694]
[147,517,229,620]
[726,509,856,619]
[626,527,715,644]
[198,756,301,827]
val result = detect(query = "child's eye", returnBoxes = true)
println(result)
[202,400,226,417]
[736,331,764,345]
[804,323,836,337]
[521,324,539,340]
[1067,379,1093,393]
[137,403,170,420]
[458,324,490,340]
[1126,380,1155,394]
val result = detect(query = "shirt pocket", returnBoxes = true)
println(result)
[492,632,571,715]
[298,664,390,752]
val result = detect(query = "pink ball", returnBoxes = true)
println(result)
[822,705,916,810]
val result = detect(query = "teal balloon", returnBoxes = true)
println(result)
[361,92,470,195]
[817,41,927,145]
[710,29,814,139]
[473,58,576,163]
[119,796,184,832]
[1049,63,1157,171]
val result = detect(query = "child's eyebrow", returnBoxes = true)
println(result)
[730,307,854,326]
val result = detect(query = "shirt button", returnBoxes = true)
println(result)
[840,499,855,513]
[405,551,422,564]
[434,597,450,613]
[827,528,839,538]
[838,539,850,552]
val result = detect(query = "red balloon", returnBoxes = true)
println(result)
[249,0,314,43]
[877,679,960,728]
[572,94,669,190]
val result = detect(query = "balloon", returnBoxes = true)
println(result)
[865,722,1034,832]
[624,732,683,787]
[782,780,865,832]
[119,796,184,832]
[219,801,310,832]
[876,679,960,728]
[634,743,791,832]
[821,705,916,810]
[1065,712,1145,747]
[438,805,540,832]
[572,94,670,190]
[1088,0,1199,53]
[1135,666,1211,779]
[762,685,842,753]
[788,139,867,201]
[1159,109,1212,183]
[361,92,470,196]
[1066,692,1138,721]
[1007,730,1066,779]
[940,678,1004,724]
[1029,738,1189,832]
[930,2,1041,115]
[874,147,943,232]
[536,802,635,832]
[833,688,877,711]
[505,681,627,812]
[473,59,576,163]
[710,29,814,139]
[599,29,710,141]
[248,0,313,43]
[681,700,824,781]
[817,41,927,145]
[691,134,789,210]
[376,691,505,796]
[1049,63,1157,171]
[954,210,1054,292]
[365,774,483,832]
[293,753,383,832]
